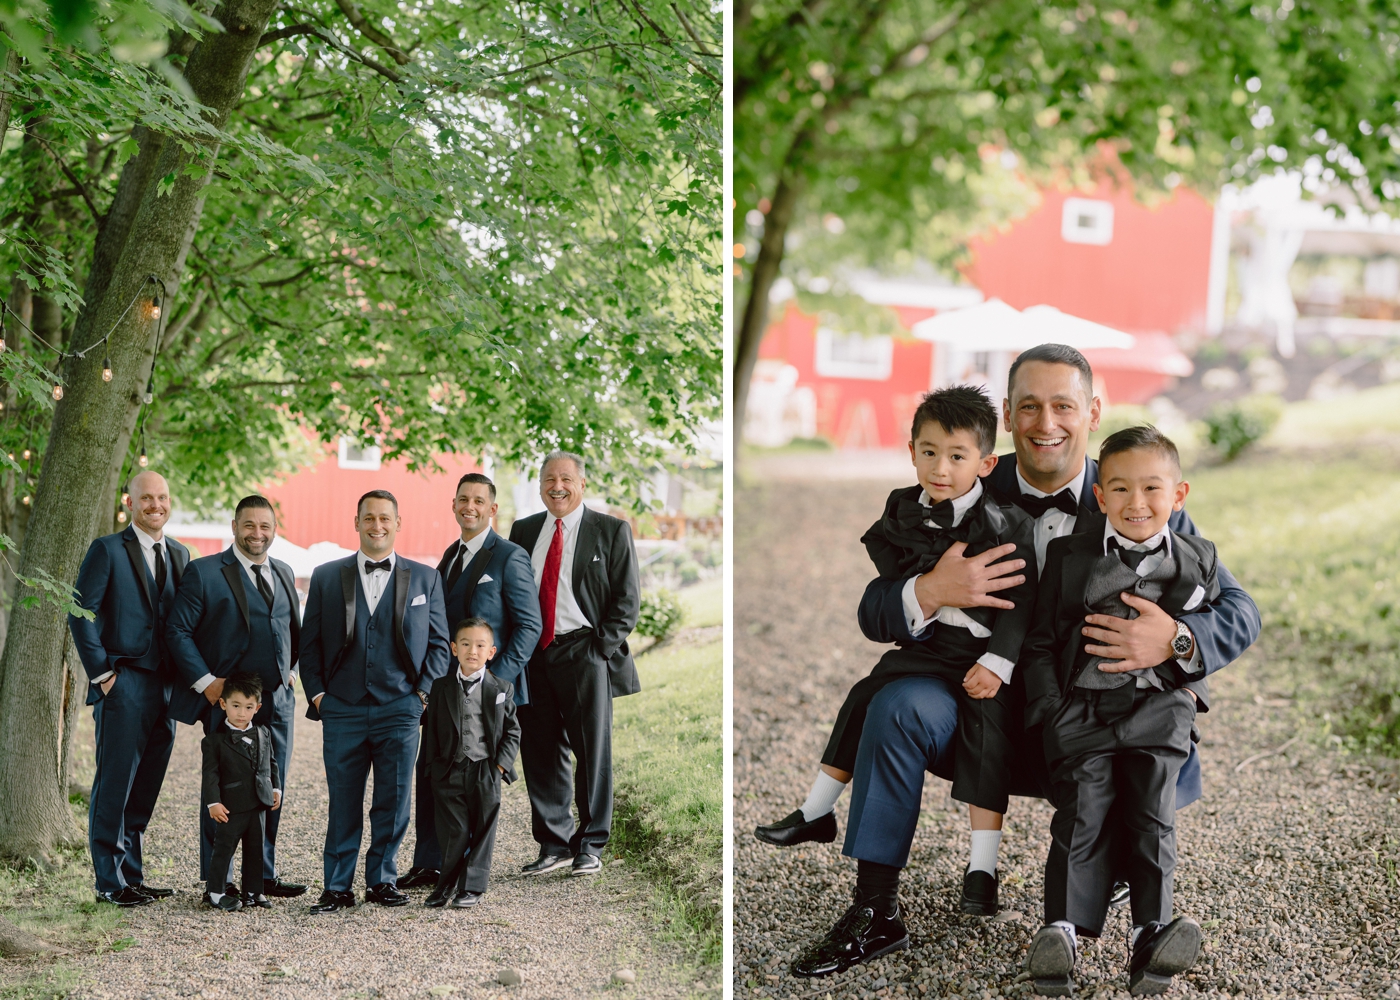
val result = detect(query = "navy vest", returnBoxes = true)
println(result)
[327,573,414,705]
[137,547,179,677]
[234,565,293,692]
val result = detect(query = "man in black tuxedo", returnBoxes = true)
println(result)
[70,471,189,906]
[509,451,640,876]
[402,472,542,889]
[300,489,451,913]
[166,495,308,900]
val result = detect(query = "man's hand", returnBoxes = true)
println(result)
[313,693,324,711]
[208,803,230,823]
[913,541,1026,617]
[962,663,1003,700]
[1084,594,1179,673]
[497,764,505,775]
[272,790,282,811]
[203,677,226,706]
[99,674,117,696]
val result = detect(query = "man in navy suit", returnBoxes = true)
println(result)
[299,489,451,913]
[401,472,542,889]
[70,471,190,907]
[166,495,308,901]
[784,345,1262,978]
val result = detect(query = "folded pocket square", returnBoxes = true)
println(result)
[592,554,600,562]
[411,594,427,607]
[241,736,254,744]
[478,573,493,583]
[495,691,507,704]
[1182,584,1206,611]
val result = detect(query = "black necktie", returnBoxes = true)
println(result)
[153,543,166,595]
[1014,489,1079,519]
[252,563,274,610]
[365,558,392,573]
[1108,536,1166,571]
[444,544,466,593]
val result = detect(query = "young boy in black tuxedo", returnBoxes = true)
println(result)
[756,386,1038,914]
[419,617,521,909]
[201,672,281,912]
[1022,426,1233,996]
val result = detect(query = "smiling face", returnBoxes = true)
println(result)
[355,497,400,558]
[233,505,276,561]
[453,482,498,541]
[1004,361,1102,493]
[1093,447,1189,543]
[220,689,261,730]
[540,457,585,518]
[907,419,997,503]
[126,471,171,536]
[452,625,498,673]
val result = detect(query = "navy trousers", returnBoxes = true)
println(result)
[199,683,294,884]
[89,669,177,894]
[319,692,422,892]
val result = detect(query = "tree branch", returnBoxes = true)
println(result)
[27,133,103,228]
[330,0,410,65]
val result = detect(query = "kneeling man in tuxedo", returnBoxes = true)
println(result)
[300,489,451,912]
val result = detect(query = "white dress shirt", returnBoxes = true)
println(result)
[898,480,1018,684]
[1017,463,1088,574]
[530,504,591,633]
[359,550,397,615]
[91,525,166,686]
[191,546,276,694]
[1099,519,1203,682]
[451,527,492,579]
[458,665,486,684]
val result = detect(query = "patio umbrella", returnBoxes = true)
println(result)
[910,298,1136,351]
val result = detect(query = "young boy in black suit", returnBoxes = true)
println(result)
[420,617,521,909]
[1022,426,1237,996]
[755,386,1038,915]
[201,672,281,912]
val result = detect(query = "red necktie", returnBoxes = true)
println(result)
[538,518,565,649]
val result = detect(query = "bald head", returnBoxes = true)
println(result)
[125,471,171,537]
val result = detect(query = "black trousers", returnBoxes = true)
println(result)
[1043,686,1195,936]
[208,807,267,896]
[432,758,502,895]
[518,629,613,857]
[411,746,445,870]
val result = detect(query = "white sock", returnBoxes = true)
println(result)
[208,891,223,903]
[799,770,848,821]
[1052,920,1077,948]
[968,829,1002,874]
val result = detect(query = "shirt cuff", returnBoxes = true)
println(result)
[1176,645,1204,676]
[901,577,936,636]
[90,670,114,685]
[977,654,1016,685]
[192,673,217,693]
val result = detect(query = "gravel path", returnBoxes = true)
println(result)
[61,696,704,999]
[734,470,1400,1000]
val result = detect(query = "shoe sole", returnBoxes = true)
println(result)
[1027,930,1075,997]
[571,866,602,877]
[1129,919,1202,995]
[960,896,997,917]
[791,934,910,978]
[753,827,837,847]
[368,897,410,906]
[521,859,573,876]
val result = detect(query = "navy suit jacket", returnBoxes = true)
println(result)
[299,553,451,721]
[434,528,542,705]
[165,547,302,725]
[70,526,190,704]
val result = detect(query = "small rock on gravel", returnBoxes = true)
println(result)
[611,969,637,985]
[497,968,523,986]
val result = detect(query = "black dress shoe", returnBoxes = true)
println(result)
[262,877,308,898]
[754,809,837,848]
[520,853,572,876]
[129,883,174,899]
[241,892,273,909]
[309,890,356,914]
[791,903,909,977]
[365,882,410,906]
[449,890,482,908]
[423,886,450,908]
[214,893,242,912]
[96,886,153,907]
[1128,917,1202,996]
[960,868,998,916]
[399,866,441,889]
[1025,924,1077,997]
[1110,880,1131,908]
[571,853,602,876]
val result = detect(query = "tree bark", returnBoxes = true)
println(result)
[0,45,19,142]
[0,0,281,863]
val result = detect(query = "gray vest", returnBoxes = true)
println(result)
[327,574,414,705]
[1075,548,1176,692]
[235,565,292,691]
[455,675,489,763]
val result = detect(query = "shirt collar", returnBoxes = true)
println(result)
[548,504,586,532]
[1015,461,1087,504]
[359,551,396,572]
[231,544,267,574]
[225,719,253,733]
[1102,519,1173,557]
[134,523,163,550]
[458,665,486,684]
[918,478,983,528]
[459,526,492,559]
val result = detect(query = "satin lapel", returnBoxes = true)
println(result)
[571,507,600,599]
[458,532,496,615]
[1158,535,1204,617]
[123,534,154,612]
[447,676,464,738]
[170,540,188,585]
[393,566,412,664]
[1078,458,1100,517]
[220,555,251,631]
[481,673,500,749]
[339,562,357,646]
[435,541,460,581]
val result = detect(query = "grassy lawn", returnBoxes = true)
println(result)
[678,577,722,629]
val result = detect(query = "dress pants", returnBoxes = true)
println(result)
[518,628,612,857]
[1043,686,1195,936]
[411,745,444,871]
[199,682,294,884]
[89,668,176,894]
[432,758,502,895]
[208,808,266,896]
[319,691,422,891]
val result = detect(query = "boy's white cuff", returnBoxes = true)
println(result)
[901,577,937,636]
[978,654,1015,685]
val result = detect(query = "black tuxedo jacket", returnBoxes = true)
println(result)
[1021,517,1222,728]
[509,505,641,697]
[201,724,279,812]
[420,670,521,783]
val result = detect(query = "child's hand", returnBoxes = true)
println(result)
[963,664,1003,700]
[272,790,282,811]
[208,803,230,823]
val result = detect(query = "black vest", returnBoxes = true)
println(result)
[327,573,414,705]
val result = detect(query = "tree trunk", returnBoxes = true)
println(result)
[0,0,281,863]
[57,630,84,806]
[0,45,19,142]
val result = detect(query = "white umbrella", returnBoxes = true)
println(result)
[1018,305,1135,349]
[910,298,1135,351]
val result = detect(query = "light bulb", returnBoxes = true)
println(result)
[121,493,130,505]
[21,495,30,505]
[148,300,162,320]
[117,510,127,523]
[0,338,6,352]
[138,450,148,468]
[52,384,63,400]
[21,450,29,460]
[102,357,113,382]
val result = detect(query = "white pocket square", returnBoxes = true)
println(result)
[410,593,427,607]
[1182,584,1206,611]
[478,573,493,583]
[592,554,600,562]
[495,692,506,704]
[241,736,254,744]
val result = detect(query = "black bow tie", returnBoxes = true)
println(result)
[1014,489,1079,519]
[1108,536,1166,571]
[365,558,392,573]
[923,497,957,529]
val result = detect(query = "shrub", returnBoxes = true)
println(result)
[1202,394,1283,461]
[636,589,684,641]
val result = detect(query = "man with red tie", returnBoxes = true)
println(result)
[508,451,641,876]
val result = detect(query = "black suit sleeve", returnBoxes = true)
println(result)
[984,523,1040,666]
[166,563,213,691]
[596,520,640,660]
[201,735,222,807]
[1021,540,1070,728]
[68,539,114,680]
[1168,507,1261,676]
[497,683,521,782]
[420,570,452,692]
[495,545,542,687]
[856,575,920,645]
[268,731,281,792]
[422,678,447,764]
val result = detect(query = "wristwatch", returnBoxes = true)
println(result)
[1171,619,1195,659]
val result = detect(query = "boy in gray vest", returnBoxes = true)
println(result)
[419,618,520,908]
[1022,426,1233,996]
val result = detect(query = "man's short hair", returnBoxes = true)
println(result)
[357,489,399,515]
[455,472,497,501]
[234,495,276,521]
[540,450,586,480]
[453,616,495,641]
[222,671,263,702]
[910,385,998,456]
[1007,343,1095,401]
[1098,425,1181,478]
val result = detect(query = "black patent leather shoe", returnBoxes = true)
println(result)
[399,866,441,889]
[571,853,602,876]
[1110,880,1131,908]
[1025,924,1077,997]
[96,886,153,907]
[309,889,356,914]
[449,890,482,908]
[365,882,410,906]
[263,877,308,898]
[214,893,242,912]
[129,882,174,899]
[791,902,909,977]
[754,809,837,848]
[520,853,572,876]
[423,886,450,908]
[241,892,273,909]
[960,868,998,916]
[1128,917,1201,996]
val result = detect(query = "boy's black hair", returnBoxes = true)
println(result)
[357,489,398,515]
[455,472,496,501]
[222,671,263,702]
[453,616,495,642]
[910,385,998,456]
[1098,425,1181,478]
[1008,343,1095,401]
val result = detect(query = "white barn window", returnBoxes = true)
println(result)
[814,328,893,380]
[1061,198,1114,246]
[338,437,382,470]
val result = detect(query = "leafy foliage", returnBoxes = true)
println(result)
[1202,393,1283,461]
[636,587,683,641]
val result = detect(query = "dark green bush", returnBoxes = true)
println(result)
[637,589,684,641]
[1203,394,1283,461]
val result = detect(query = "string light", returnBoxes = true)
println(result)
[21,495,30,505]
[121,492,130,505]
[102,356,113,382]
[52,384,63,400]
[138,445,148,468]
[143,377,154,406]
[21,449,29,460]
[116,510,127,523]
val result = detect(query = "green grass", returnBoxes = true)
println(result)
[678,577,722,629]
[610,635,722,966]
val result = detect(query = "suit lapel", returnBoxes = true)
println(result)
[458,531,496,616]
[393,565,412,668]
[436,541,461,580]
[447,675,465,739]
[229,728,256,763]
[339,561,357,646]
[481,673,500,749]
[571,506,600,599]
[169,540,188,585]
[516,512,545,554]
[122,531,154,612]
[1076,458,1100,519]
[220,552,251,631]
[1158,535,1205,617]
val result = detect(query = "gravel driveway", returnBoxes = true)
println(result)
[734,470,1400,1000]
